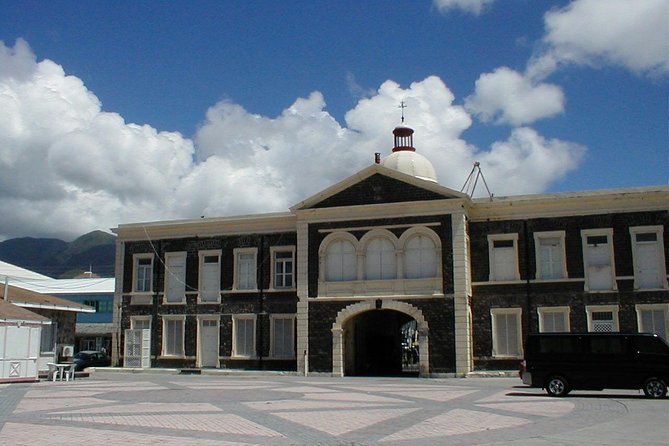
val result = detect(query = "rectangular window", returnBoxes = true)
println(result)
[199,250,221,302]
[84,300,99,311]
[488,234,520,281]
[538,307,570,333]
[164,252,187,303]
[586,305,619,332]
[162,317,184,356]
[130,316,151,330]
[636,304,669,341]
[271,315,295,358]
[581,229,616,291]
[234,248,257,291]
[99,300,113,313]
[271,247,295,289]
[491,308,522,357]
[534,231,567,280]
[40,322,57,354]
[630,226,667,290]
[233,316,256,357]
[133,255,153,293]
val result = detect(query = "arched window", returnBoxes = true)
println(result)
[326,239,357,281]
[365,237,397,280]
[405,235,437,278]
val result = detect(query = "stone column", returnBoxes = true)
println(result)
[452,212,473,375]
[331,327,344,377]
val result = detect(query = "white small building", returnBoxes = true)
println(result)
[0,299,49,383]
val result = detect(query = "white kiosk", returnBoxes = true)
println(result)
[0,299,49,383]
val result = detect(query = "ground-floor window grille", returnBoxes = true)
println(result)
[124,329,151,368]
[591,312,615,332]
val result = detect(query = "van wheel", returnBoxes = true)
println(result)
[546,376,570,397]
[643,378,667,399]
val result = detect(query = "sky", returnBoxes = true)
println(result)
[0,0,667,241]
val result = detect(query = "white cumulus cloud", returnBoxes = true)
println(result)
[529,0,669,79]
[478,127,585,196]
[465,67,565,126]
[0,39,195,239]
[0,40,585,240]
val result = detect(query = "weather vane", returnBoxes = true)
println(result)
[398,100,407,123]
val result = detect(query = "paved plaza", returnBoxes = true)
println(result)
[0,371,666,445]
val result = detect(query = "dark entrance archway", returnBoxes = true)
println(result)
[343,310,419,377]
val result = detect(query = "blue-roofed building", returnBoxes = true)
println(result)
[0,261,114,353]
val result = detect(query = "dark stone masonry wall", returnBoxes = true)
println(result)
[313,174,447,208]
[469,211,668,283]
[469,211,668,371]
[120,232,298,370]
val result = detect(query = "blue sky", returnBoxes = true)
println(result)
[0,0,666,240]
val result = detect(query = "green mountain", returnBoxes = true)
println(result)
[0,230,116,278]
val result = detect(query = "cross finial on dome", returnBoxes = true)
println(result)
[398,100,407,123]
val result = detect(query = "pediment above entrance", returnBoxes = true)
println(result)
[291,164,467,211]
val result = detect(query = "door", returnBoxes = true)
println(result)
[200,319,219,368]
[636,242,662,289]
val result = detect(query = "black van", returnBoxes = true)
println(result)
[519,333,669,398]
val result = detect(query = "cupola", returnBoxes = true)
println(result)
[382,124,438,183]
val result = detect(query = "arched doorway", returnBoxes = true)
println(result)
[343,310,418,376]
[332,301,429,377]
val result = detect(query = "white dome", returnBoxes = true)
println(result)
[382,151,438,183]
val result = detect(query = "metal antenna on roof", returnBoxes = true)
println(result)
[398,101,407,123]
[461,162,493,200]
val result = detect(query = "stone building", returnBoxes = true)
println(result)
[112,125,668,376]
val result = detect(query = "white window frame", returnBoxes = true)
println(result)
[363,235,398,280]
[132,253,154,294]
[488,234,520,282]
[403,234,439,279]
[581,228,617,292]
[232,314,256,358]
[163,251,187,304]
[270,246,296,290]
[198,250,222,303]
[269,314,295,358]
[130,316,152,331]
[585,305,619,332]
[534,231,568,280]
[490,308,523,358]
[398,226,442,280]
[320,232,359,282]
[635,303,669,340]
[233,247,258,292]
[537,306,570,333]
[161,315,185,357]
[629,226,668,290]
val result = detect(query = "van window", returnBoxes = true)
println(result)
[588,337,625,355]
[634,337,669,355]
[537,336,579,355]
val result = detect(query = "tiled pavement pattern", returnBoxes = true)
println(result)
[0,374,658,446]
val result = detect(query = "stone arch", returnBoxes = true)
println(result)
[358,228,400,252]
[398,225,442,249]
[331,300,430,377]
